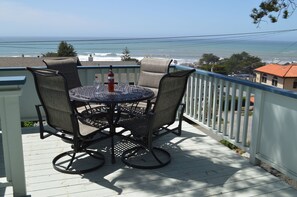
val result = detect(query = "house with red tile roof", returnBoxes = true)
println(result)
[254,63,297,91]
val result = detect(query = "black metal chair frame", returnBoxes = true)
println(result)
[118,69,195,169]
[28,67,107,174]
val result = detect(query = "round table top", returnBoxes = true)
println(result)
[69,85,155,104]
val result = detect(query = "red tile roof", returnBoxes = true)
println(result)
[250,96,255,103]
[254,64,297,77]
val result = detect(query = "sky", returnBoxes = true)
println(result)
[1,0,297,41]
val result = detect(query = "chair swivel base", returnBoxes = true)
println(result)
[52,149,105,174]
[121,146,171,169]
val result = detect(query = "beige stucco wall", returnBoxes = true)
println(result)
[283,78,297,91]
[255,72,261,83]
[255,72,283,88]
[255,71,297,92]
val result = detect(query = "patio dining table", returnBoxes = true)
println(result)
[69,84,155,163]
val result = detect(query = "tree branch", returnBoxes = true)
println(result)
[251,0,296,25]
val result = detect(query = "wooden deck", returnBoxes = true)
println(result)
[1,121,297,197]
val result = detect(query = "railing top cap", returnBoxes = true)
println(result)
[0,76,26,86]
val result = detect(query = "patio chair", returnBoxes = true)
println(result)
[121,57,172,116]
[43,57,84,108]
[43,57,108,128]
[118,69,195,169]
[137,57,172,96]
[27,67,105,174]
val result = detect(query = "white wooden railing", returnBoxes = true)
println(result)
[1,64,297,184]
[180,66,253,152]
[176,65,297,182]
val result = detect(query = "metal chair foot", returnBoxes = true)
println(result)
[52,149,105,174]
[121,146,171,169]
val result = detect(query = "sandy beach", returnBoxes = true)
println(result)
[0,57,138,67]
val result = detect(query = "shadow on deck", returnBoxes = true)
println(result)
[1,121,297,196]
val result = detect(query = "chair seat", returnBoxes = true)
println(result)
[78,120,102,136]
[77,105,109,130]
[119,116,150,137]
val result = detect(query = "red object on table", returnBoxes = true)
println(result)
[108,65,114,92]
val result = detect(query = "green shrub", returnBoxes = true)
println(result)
[42,52,58,57]
[21,121,37,127]
[220,139,238,150]
[222,96,247,111]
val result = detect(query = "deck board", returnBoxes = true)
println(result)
[1,121,297,196]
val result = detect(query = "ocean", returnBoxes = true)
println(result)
[0,36,296,64]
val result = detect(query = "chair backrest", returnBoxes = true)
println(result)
[27,67,78,135]
[137,57,172,94]
[43,57,82,90]
[151,69,195,130]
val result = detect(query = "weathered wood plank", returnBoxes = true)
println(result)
[1,121,296,196]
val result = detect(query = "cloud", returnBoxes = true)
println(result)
[0,1,97,36]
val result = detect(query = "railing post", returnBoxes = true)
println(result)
[0,76,27,197]
[249,89,263,165]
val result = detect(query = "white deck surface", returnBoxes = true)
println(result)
[1,121,297,197]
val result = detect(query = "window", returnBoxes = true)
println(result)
[293,79,297,89]
[261,73,267,83]
[272,76,278,86]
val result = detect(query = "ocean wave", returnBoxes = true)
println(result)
[281,50,297,54]
[92,52,121,57]
[77,54,196,64]
[78,55,121,61]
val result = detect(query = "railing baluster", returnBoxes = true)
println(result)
[193,74,199,119]
[217,79,224,133]
[229,83,237,139]
[211,78,218,130]
[235,85,243,143]
[116,67,121,82]
[223,81,230,136]
[100,68,105,82]
[134,67,138,84]
[242,87,251,147]
[189,75,194,117]
[197,75,203,122]
[126,67,130,83]
[202,76,208,124]
[185,76,191,115]
[207,77,213,127]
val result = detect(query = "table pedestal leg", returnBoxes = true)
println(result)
[107,103,116,164]
[110,125,116,164]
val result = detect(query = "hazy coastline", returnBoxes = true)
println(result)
[0,37,296,66]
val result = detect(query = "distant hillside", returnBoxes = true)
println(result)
[0,57,138,67]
